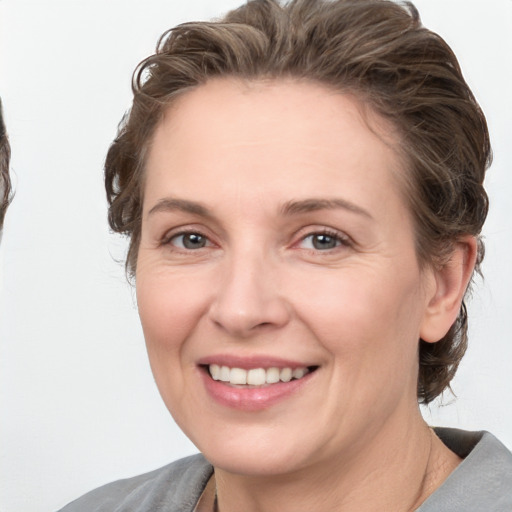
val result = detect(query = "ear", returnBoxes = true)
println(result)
[420,236,478,343]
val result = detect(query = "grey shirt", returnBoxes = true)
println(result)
[58,428,512,511]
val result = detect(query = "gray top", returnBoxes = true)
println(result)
[58,428,512,511]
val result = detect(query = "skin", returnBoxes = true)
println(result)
[136,79,476,511]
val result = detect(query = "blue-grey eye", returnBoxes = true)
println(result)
[312,234,338,250]
[300,233,342,250]
[173,233,208,249]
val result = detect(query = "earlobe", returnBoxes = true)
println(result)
[420,236,478,343]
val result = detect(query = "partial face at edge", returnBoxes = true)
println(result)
[135,78,437,475]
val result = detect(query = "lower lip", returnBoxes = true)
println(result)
[200,369,315,412]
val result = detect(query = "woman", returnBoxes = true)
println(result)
[60,0,512,510]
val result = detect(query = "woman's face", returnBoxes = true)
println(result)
[136,79,437,475]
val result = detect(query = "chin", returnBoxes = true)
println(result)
[205,448,308,477]
[190,425,320,477]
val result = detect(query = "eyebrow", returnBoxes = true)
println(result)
[147,198,213,218]
[147,196,373,220]
[281,198,373,219]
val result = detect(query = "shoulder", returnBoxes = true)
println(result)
[57,454,213,512]
[418,428,512,511]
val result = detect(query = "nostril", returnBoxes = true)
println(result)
[256,322,272,328]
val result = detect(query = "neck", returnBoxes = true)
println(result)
[213,412,460,512]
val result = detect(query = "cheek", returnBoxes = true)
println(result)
[289,264,425,364]
[136,269,209,358]
[135,269,213,425]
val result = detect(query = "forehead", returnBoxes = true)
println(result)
[154,78,400,151]
[144,78,406,215]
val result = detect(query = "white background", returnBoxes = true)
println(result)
[1,1,511,511]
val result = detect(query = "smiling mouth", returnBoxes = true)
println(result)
[205,364,318,387]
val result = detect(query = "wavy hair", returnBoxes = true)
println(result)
[0,99,12,231]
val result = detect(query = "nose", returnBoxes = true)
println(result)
[208,250,291,338]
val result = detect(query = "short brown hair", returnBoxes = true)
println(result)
[0,99,12,231]
[105,0,491,404]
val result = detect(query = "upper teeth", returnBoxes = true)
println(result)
[209,365,309,386]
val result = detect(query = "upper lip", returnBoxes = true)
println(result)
[196,354,316,370]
